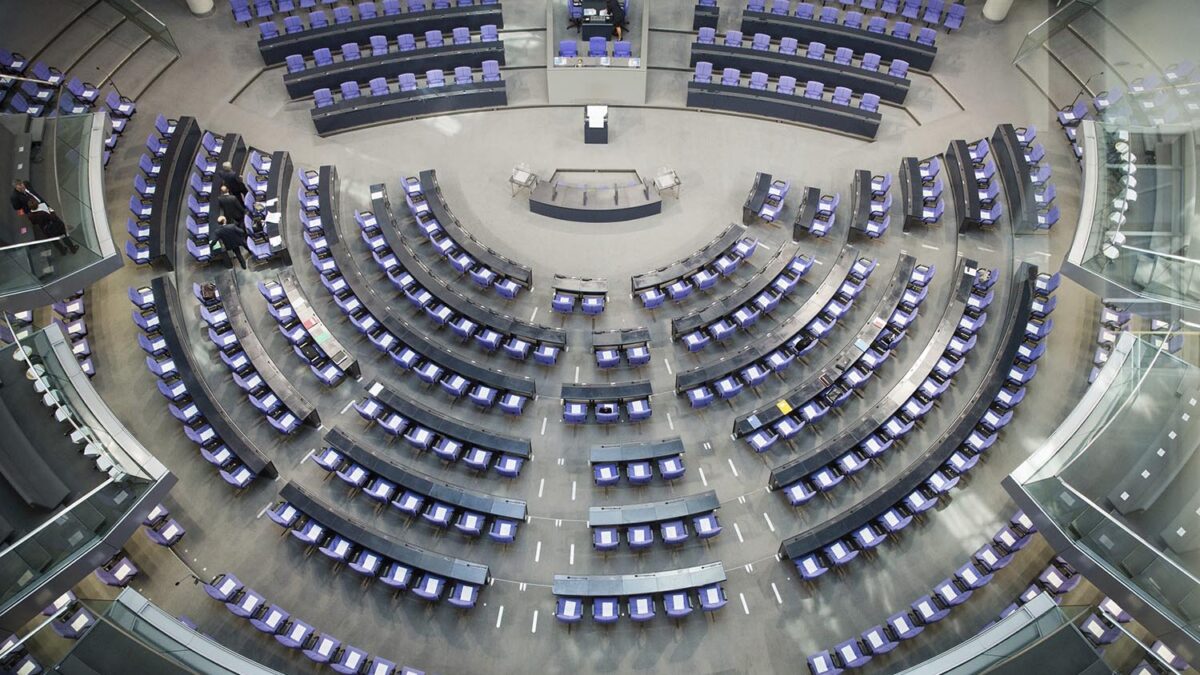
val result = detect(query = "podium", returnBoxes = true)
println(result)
[584,105,609,144]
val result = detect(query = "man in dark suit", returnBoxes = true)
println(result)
[215,162,249,200]
[217,183,248,226]
[10,180,48,215]
[213,216,250,269]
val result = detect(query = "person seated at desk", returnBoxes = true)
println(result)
[607,0,626,39]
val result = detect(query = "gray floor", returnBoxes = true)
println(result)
[0,0,1141,673]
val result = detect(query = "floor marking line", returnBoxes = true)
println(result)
[664,359,672,375]
[763,513,775,532]
[540,417,547,436]
[771,583,783,604]
[571,480,577,501]
[739,593,750,615]
[920,243,939,250]
[530,307,539,322]
[538,478,545,499]
[698,467,708,486]
[734,522,744,543]
[667,412,674,430]
[531,610,539,634]
[534,541,542,563]
[496,605,504,628]
[299,448,316,466]
[569,544,575,566]
[256,502,272,519]
[574,366,579,382]
[727,458,739,477]
[339,400,354,415]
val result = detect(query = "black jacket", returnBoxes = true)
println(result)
[10,184,47,213]
[215,168,248,199]
[214,225,247,251]
[217,193,248,225]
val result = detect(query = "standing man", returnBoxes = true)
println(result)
[215,162,249,201]
[213,216,251,269]
[217,183,248,226]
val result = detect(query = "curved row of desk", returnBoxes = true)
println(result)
[318,425,525,542]
[214,270,319,427]
[257,2,504,65]
[740,10,937,71]
[269,481,490,608]
[144,116,201,270]
[676,248,882,403]
[776,264,1039,567]
[309,166,537,408]
[360,379,531,476]
[409,169,533,291]
[670,244,814,348]
[687,78,882,139]
[690,41,909,104]
[284,39,505,100]
[552,562,728,624]
[630,223,752,300]
[364,182,565,356]
[312,78,507,136]
[562,380,654,424]
[138,276,276,486]
[763,258,978,478]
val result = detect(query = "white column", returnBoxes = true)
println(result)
[185,0,215,16]
[982,0,1014,22]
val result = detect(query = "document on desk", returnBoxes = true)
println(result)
[586,105,607,128]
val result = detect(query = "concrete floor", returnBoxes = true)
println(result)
[0,0,1149,672]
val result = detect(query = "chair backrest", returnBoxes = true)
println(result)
[342,42,360,60]
[844,10,863,27]
[427,69,445,86]
[771,0,789,13]
[309,10,328,27]
[589,36,607,56]
[805,80,823,98]
[454,66,472,84]
[780,37,798,55]
[286,54,306,73]
[614,41,631,57]
[260,22,279,39]
[722,68,740,85]
[832,86,851,104]
[861,53,880,71]
[332,6,352,22]
[795,2,814,19]
[452,27,470,44]
[426,30,443,47]
[860,92,879,112]
[399,73,417,90]
[807,41,825,59]
[340,81,359,99]
[867,16,886,32]
[778,75,797,95]
[481,24,498,41]
[889,59,908,79]
[752,33,770,50]
[834,47,853,64]
[482,60,500,81]
[819,6,838,22]
[892,21,911,38]
[314,47,333,66]
[917,27,936,45]
[370,35,388,55]
[359,2,376,18]
[398,33,416,51]
[749,72,768,89]
[698,27,716,44]
[369,77,389,96]
[314,88,333,106]
[695,61,713,82]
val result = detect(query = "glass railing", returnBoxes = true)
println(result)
[0,112,111,297]
[103,0,180,56]
[0,323,169,615]
[1013,0,1101,65]
[1011,331,1200,645]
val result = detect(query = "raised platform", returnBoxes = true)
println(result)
[528,169,663,222]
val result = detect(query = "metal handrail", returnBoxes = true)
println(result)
[0,235,66,252]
